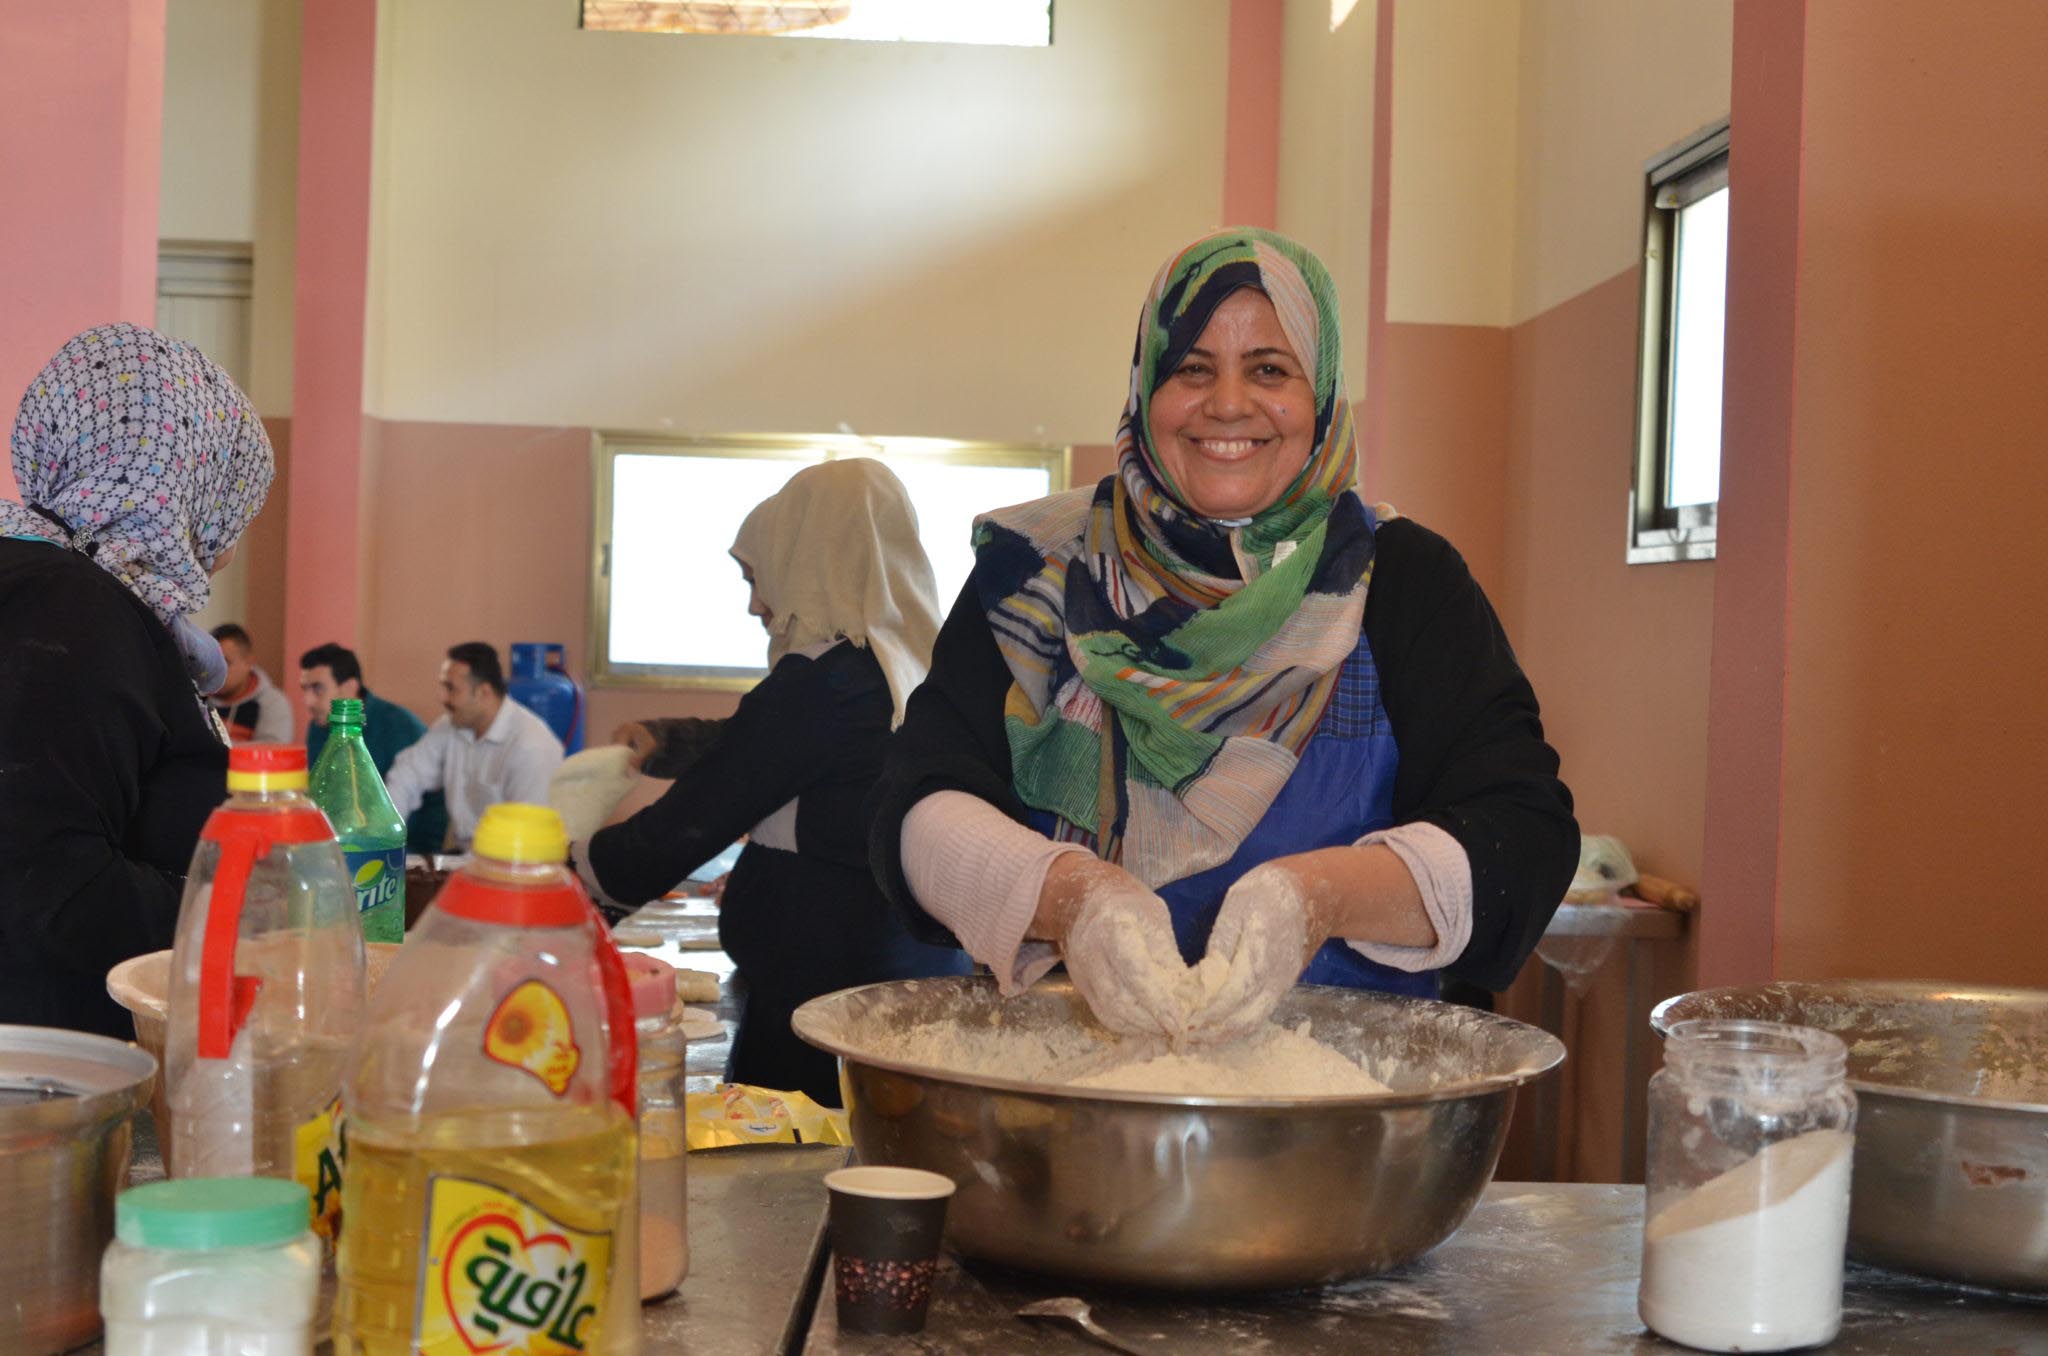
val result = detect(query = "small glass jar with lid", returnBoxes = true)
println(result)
[627,953,690,1301]
[1639,1019,1858,1353]
[101,1177,319,1356]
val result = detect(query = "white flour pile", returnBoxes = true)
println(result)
[1638,1128,1854,1351]
[870,1016,1389,1097]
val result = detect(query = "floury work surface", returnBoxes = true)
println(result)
[92,1131,2048,1355]
[802,1184,2048,1356]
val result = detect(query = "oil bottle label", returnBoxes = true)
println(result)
[417,1175,611,1356]
[293,1096,345,1241]
[482,979,582,1096]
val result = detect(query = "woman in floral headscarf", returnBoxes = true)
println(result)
[870,229,1577,1041]
[0,323,274,1036]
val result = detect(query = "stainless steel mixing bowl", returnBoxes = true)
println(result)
[792,977,1564,1290]
[0,1025,155,1356]
[1653,981,2048,1293]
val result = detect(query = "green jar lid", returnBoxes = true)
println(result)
[329,697,366,724]
[116,1178,309,1250]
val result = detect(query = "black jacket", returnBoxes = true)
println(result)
[868,517,1578,992]
[0,539,228,1035]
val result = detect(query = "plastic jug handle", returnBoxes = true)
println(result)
[197,832,264,1060]
[591,922,638,1117]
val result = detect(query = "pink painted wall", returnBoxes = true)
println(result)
[281,0,378,731]
[1698,0,1805,987]
[1768,0,2048,985]
[1222,0,1284,229]
[1372,323,1509,599]
[0,0,165,502]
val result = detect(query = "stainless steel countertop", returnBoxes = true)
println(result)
[800,1182,2048,1355]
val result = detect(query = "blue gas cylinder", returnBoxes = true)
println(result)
[507,642,585,753]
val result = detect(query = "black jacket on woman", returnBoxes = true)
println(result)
[868,517,1578,993]
[587,642,967,1104]
[0,538,228,1036]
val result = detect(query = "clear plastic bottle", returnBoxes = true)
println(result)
[335,803,640,1356]
[1639,1019,1858,1352]
[625,955,689,1301]
[164,743,364,1248]
[309,698,408,945]
[101,1177,319,1356]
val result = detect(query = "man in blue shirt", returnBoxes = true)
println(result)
[299,643,449,855]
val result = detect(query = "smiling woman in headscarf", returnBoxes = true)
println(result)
[869,228,1577,1041]
[578,457,969,1104]
[0,322,274,1036]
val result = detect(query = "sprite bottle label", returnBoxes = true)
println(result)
[345,844,407,944]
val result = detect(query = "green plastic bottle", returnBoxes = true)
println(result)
[310,698,408,944]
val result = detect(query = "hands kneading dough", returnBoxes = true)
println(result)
[1053,866,1193,1041]
[1188,861,1319,1042]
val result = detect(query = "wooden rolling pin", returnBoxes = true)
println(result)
[1630,873,1700,913]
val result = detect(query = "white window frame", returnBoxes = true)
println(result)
[588,431,1068,690]
[1629,121,1729,565]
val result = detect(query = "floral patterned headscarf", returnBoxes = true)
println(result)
[3,323,273,688]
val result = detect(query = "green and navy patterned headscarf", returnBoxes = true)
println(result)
[972,228,1375,886]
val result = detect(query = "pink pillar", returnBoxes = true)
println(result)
[1361,0,1395,490]
[1222,0,1284,229]
[283,0,379,705]
[1697,0,1808,987]
[0,0,165,502]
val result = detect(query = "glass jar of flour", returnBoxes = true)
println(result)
[1639,1020,1857,1352]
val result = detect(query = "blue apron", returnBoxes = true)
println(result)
[1034,631,1438,998]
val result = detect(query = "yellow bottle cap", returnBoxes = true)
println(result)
[225,743,309,793]
[473,803,570,864]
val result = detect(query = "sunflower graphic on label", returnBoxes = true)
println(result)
[416,1176,611,1356]
[483,980,581,1096]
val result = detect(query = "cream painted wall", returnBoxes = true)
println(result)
[1274,0,1375,398]
[158,0,298,415]
[161,0,259,242]
[361,0,1230,443]
[1385,0,1519,328]
[1510,0,1731,325]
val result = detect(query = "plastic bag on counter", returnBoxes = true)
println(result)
[685,1084,852,1150]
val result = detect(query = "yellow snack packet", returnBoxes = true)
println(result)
[685,1084,852,1150]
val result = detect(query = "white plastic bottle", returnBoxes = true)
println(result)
[163,743,365,1246]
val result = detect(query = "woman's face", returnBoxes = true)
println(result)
[1146,287,1316,521]
[740,564,774,630]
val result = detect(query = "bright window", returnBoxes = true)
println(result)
[591,435,1066,687]
[1630,123,1729,563]
[580,1,1054,47]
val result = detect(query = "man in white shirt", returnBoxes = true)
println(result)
[385,642,565,850]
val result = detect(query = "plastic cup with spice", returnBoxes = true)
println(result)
[101,1177,319,1356]
[627,953,689,1300]
[825,1166,956,1335]
[1639,1019,1857,1352]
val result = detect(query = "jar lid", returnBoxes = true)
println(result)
[116,1177,309,1250]
[625,953,677,1018]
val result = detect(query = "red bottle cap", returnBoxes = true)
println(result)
[228,744,307,773]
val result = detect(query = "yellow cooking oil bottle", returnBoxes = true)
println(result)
[335,804,640,1356]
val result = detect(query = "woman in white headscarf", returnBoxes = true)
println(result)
[578,458,969,1103]
[0,323,274,1036]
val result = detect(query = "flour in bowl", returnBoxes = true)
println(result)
[870,1014,1388,1098]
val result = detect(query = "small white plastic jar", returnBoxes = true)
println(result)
[101,1177,320,1356]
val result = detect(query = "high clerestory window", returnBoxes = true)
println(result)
[1630,121,1729,564]
[590,433,1067,689]
[580,0,1053,46]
